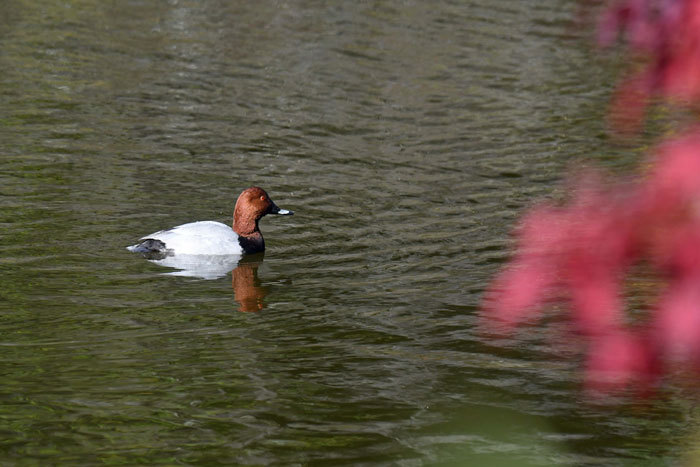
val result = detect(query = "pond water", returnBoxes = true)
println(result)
[0,0,694,464]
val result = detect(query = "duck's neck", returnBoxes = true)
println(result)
[234,216,259,237]
[237,231,265,254]
[233,217,264,254]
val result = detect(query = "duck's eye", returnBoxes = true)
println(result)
[260,195,267,201]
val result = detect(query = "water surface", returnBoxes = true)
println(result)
[0,0,691,464]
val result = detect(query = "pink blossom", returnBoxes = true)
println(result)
[482,127,700,393]
[595,0,700,132]
[653,277,700,361]
[584,330,658,394]
[484,0,700,395]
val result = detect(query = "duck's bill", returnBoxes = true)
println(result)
[270,202,294,215]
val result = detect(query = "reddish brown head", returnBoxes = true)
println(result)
[233,187,293,240]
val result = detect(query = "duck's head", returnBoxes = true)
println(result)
[233,186,293,236]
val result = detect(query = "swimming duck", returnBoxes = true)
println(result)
[127,186,293,256]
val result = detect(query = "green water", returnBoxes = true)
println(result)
[0,0,692,464]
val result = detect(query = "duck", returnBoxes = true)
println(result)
[127,186,293,256]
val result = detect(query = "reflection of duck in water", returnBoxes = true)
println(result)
[133,252,268,311]
[142,253,242,279]
[232,254,267,312]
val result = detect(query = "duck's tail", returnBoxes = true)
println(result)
[127,239,167,254]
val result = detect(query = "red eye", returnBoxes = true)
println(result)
[260,195,266,201]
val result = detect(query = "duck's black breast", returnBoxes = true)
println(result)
[237,233,265,254]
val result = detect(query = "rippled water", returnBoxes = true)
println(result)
[0,0,693,464]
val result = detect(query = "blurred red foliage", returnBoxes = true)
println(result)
[483,0,700,394]
[484,130,700,392]
[598,0,700,132]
